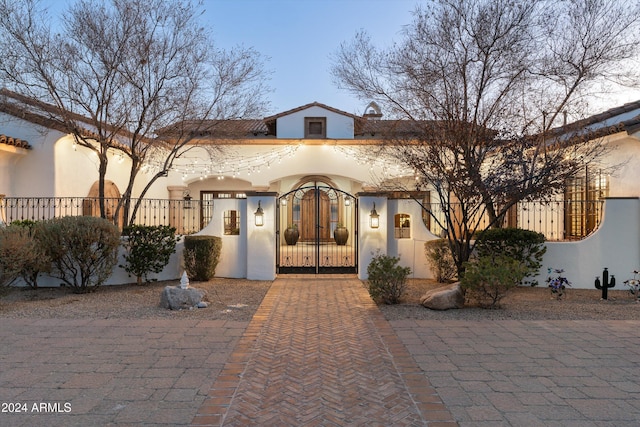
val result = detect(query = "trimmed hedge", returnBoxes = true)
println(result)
[183,235,222,281]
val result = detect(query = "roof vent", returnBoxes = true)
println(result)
[363,101,382,120]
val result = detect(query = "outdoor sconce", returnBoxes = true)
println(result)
[254,200,264,226]
[183,190,192,209]
[370,203,380,229]
[345,197,351,206]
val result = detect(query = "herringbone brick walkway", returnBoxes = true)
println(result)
[192,276,456,426]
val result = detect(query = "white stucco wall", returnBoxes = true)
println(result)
[196,198,247,278]
[0,112,61,197]
[163,144,377,191]
[357,196,387,280]
[604,133,640,197]
[276,106,354,139]
[246,195,277,280]
[386,198,440,279]
[531,197,640,289]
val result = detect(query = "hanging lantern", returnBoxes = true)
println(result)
[254,201,264,226]
[370,203,380,229]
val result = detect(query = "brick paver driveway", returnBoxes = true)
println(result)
[391,319,640,426]
[0,318,246,426]
[5,276,639,426]
[193,276,455,426]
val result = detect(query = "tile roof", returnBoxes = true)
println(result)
[0,89,140,150]
[0,133,31,149]
[550,100,640,139]
[263,102,360,122]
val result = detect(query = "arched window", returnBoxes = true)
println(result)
[394,213,411,239]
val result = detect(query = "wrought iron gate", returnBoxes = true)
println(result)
[277,184,357,274]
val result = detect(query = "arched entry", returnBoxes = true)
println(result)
[83,180,123,226]
[277,180,357,274]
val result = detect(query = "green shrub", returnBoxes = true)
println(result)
[475,228,546,286]
[366,252,412,304]
[36,216,120,293]
[424,239,457,283]
[10,219,39,229]
[120,225,179,285]
[0,224,50,287]
[461,254,528,308]
[183,235,222,281]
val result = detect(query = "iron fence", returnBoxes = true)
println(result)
[423,199,604,241]
[0,197,202,235]
[0,196,604,241]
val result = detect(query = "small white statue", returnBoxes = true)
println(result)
[180,271,189,289]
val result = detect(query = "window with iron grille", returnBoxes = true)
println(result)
[395,213,411,239]
[564,168,608,239]
[200,191,246,230]
[224,210,240,235]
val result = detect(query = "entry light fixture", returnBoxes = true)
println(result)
[254,200,264,226]
[183,190,192,210]
[370,203,380,229]
[345,197,351,206]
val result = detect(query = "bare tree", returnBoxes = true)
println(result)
[332,0,640,273]
[0,0,270,226]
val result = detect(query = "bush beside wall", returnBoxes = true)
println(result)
[366,252,411,304]
[424,239,457,283]
[0,223,50,287]
[36,216,121,293]
[120,225,179,285]
[183,235,222,281]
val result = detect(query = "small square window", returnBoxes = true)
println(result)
[394,213,411,239]
[305,117,326,138]
[224,210,240,235]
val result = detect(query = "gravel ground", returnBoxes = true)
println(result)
[0,279,272,321]
[378,279,640,321]
[1,277,639,321]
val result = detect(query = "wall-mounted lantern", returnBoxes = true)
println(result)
[345,197,351,206]
[183,190,192,209]
[254,200,264,226]
[370,203,380,229]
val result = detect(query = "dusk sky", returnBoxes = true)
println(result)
[201,0,640,117]
[202,0,418,115]
[46,0,639,117]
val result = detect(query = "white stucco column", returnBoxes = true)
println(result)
[246,192,277,280]
[357,194,388,280]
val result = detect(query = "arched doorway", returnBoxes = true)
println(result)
[83,180,123,226]
[277,179,357,274]
[300,189,331,241]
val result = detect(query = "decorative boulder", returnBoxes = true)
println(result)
[420,282,465,310]
[160,286,208,310]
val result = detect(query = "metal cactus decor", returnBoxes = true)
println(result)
[595,268,616,300]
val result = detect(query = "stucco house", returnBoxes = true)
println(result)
[1,90,639,287]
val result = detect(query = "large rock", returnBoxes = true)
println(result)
[160,286,208,310]
[420,282,465,310]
